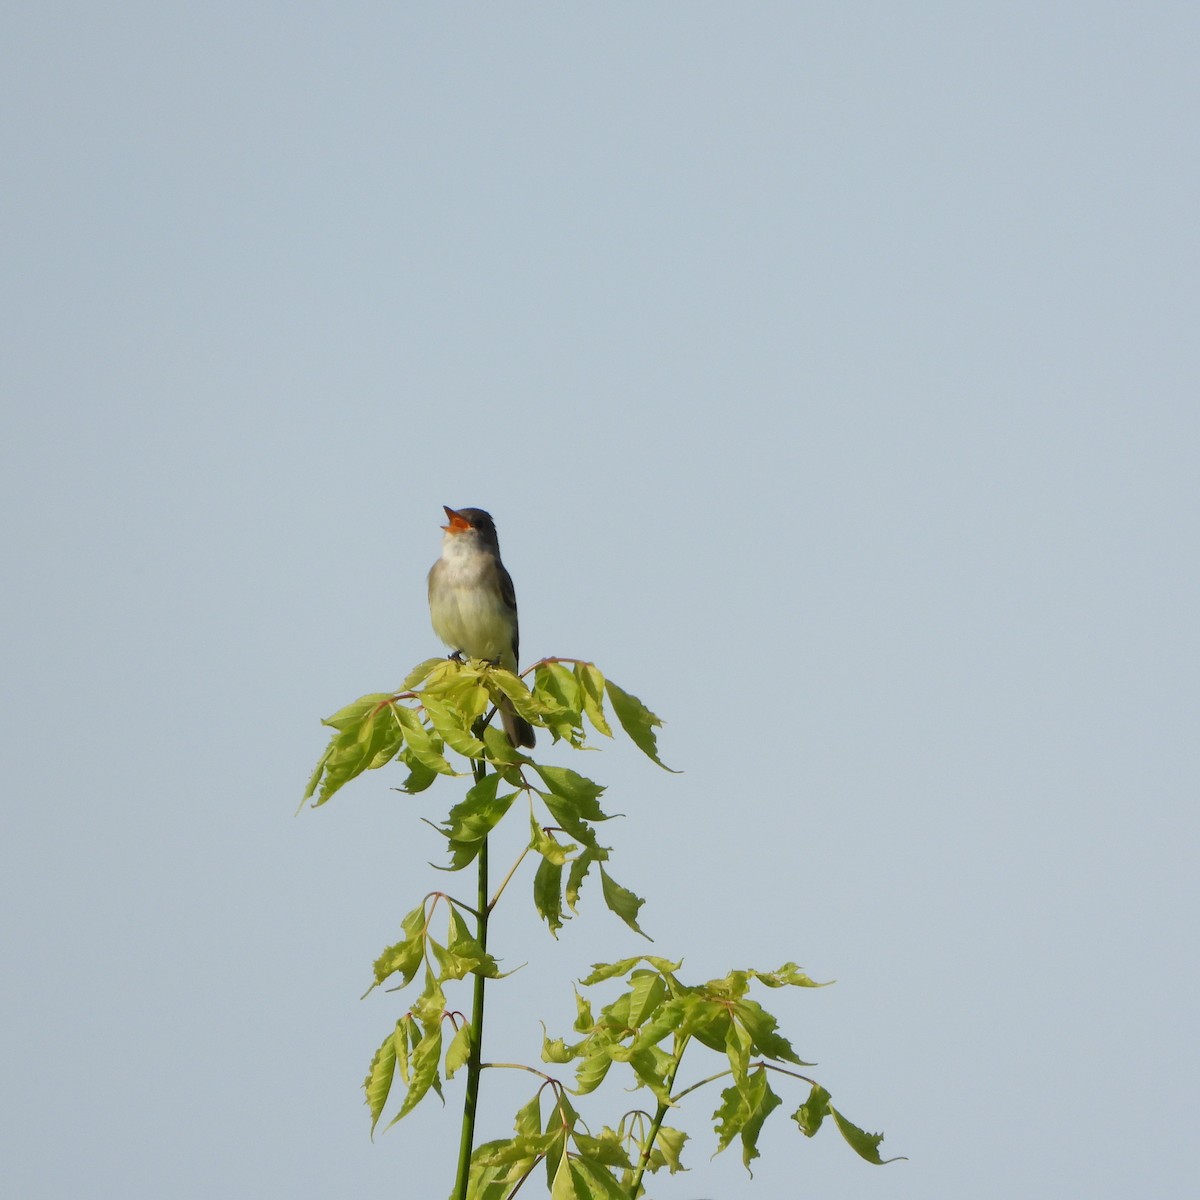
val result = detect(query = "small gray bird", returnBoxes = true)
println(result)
[427,506,536,748]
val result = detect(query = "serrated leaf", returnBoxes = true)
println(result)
[733,998,803,1065]
[363,1024,398,1136]
[599,866,649,940]
[724,1019,753,1089]
[370,933,424,991]
[570,1158,630,1200]
[751,961,829,989]
[322,693,396,733]
[534,855,566,936]
[713,1067,781,1174]
[481,722,529,767]
[677,993,732,1052]
[572,988,594,1033]
[411,970,446,1027]
[485,667,540,723]
[514,1091,542,1137]
[738,1070,782,1172]
[394,749,438,794]
[579,957,645,986]
[305,696,405,807]
[435,774,518,869]
[445,1021,472,1079]
[542,1030,574,1064]
[573,1049,613,1095]
[647,1125,687,1174]
[387,1023,442,1125]
[549,1150,576,1200]
[369,902,428,991]
[393,704,457,775]
[531,814,577,868]
[572,1129,633,1169]
[402,658,447,690]
[793,1083,831,1137]
[575,663,612,737]
[534,662,584,730]
[565,846,602,912]
[604,679,676,771]
[626,970,668,1029]
[627,1045,673,1103]
[830,1105,905,1164]
[395,1014,417,1084]
[533,764,609,816]
[422,695,486,758]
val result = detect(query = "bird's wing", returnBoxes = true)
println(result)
[497,563,520,664]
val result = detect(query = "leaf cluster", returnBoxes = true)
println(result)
[304,655,900,1195]
[363,895,500,1135]
[464,1084,687,1200]
[539,957,901,1180]
[303,658,672,811]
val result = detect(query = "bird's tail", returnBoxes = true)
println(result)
[498,695,536,749]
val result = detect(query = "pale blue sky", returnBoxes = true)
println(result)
[3,4,1197,1198]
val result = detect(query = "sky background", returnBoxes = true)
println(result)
[3,4,1197,1198]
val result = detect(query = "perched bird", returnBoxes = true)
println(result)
[427,506,536,748]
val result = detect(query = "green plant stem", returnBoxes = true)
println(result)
[452,754,490,1200]
[628,1036,688,1198]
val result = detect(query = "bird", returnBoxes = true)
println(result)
[427,505,536,748]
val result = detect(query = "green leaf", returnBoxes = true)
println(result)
[435,773,519,869]
[549,1150,576,1200]
[534,854,566,936]
[750,961,829,989]
[646,1124,687,1174]
[626,1045,674,1104]
[599,865,649,939]
[514,1091,543,1137]
[304,695,405,807]
[572,988,594,1033]
[733,999,804,1065]
[530,814,577,868]
[738,1069,782,1172]
[626,970,667,1029]
[830,1105,905,1164]
[793,1083,831,1137]
[713,1066,782,1174]
[387,1022,443,1125]
[435,908,502,980]
[394,1014,417,1084]
[393,750,437,794]
[363,1024,398,1136]
[604,679,676,771]
[393,704,457,776]
[533,764,609,818]
[410,969,446,1027]
[541,1028,575,1064]
[485,667,541,723]
[401,658,446,690]
[677,993,732,1053]
[481,722,530,767]
[572,1128,633,1170]
[322,693,396,732]
[575,663,612,737]
[533,662,585,742]
[580,957,647,986]
[445,1021,472,1079]
[369,902,428,991]
[422,695,486,759]
[573,1049,613,1095]
[565,846,603,911]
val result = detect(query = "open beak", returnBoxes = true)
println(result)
[441,506,473,533]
